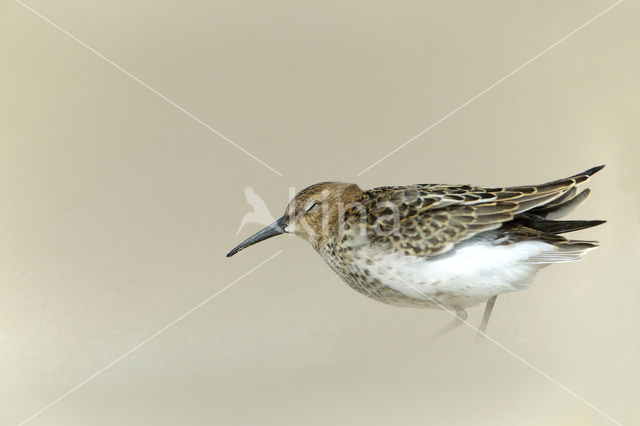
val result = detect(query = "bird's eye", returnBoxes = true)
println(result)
[305,202,319,213]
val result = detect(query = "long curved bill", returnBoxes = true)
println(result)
[226,216,288,257]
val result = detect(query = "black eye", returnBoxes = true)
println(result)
[305,202,319,212]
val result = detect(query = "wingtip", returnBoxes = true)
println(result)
[569,164,605,180]
[585,164,606,176]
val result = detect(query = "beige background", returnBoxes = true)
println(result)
[1,0,639,425]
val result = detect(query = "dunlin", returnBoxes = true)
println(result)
[227,166,605,335]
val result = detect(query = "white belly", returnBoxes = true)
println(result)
[359,240,556,308]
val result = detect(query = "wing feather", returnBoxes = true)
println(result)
[356,166,603,257]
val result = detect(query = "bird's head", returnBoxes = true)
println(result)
[226,182,363,257]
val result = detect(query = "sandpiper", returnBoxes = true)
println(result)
[227,166,605,335]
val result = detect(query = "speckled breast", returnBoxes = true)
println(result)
[318,240,435,308]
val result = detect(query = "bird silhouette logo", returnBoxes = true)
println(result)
[236,186,277,235]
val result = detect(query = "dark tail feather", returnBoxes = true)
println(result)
[516,216,606,234]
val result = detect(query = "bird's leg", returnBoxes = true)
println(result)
[430,306,468,339]
[476,295,498,340]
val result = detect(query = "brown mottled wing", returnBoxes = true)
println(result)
[359,166,604,258]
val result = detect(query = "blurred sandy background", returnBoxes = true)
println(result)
[1,0,638,425]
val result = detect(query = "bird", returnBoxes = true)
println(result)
[227,166,605,336]
[235,186,276,235]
